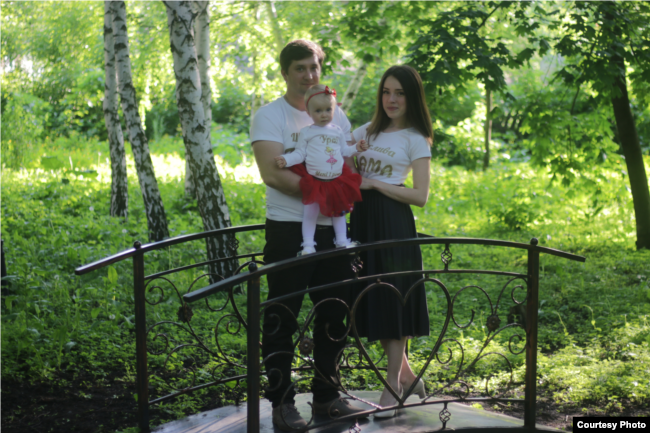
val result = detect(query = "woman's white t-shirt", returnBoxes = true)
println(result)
[250,96,351,224]
[352,122,431,185]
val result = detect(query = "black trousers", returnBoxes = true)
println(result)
[262,219,353,407]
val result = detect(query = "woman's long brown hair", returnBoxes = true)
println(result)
[366,65,434,145]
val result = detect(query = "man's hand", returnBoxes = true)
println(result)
[274,155,287,168]
[356,139,369,152]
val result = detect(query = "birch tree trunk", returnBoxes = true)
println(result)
[483,87,492,170]
[264,0,284,54]
[103,1,128,219]
[112,1,169,242]
[250,53,263,128]
[165,0,235,279]
[184,1,211,198]
[340,61,368,114]
[249,4,263,127]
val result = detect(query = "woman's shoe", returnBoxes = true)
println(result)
[401,378,426,399]
[374,385,402,418]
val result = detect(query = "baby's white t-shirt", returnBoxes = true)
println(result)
[250,96,351,223]
[352,122,431,185]
[283,124,357,180]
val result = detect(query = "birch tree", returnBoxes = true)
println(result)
[483,88,492,170]
[250,0,284,123]
[249,4,264,126]
[184,1,212,198]
[164,0,235,278]
[264,0,284,54]
[111,1,169,242]
[103,1,128,219]
[340,61,368,113]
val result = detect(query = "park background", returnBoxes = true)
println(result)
[1,1,650,432]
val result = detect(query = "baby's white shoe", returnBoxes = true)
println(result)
[297,242,316,257]
[334,238,359,248]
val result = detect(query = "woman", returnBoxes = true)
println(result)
[348,65,433,417]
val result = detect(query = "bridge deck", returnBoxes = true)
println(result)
[153,391,560,432]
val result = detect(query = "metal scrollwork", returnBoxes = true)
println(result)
[177,304,193,323]
[439,402,451,428]
[441,243,453,270]
[228,237,240,254]
[298,337,315,356]
[350,255,363,275]
[135,233,544,431]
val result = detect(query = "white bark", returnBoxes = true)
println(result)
[165,0,235,278]
[249,4,263,127]
[184,0,212,198]
[104,1,128,219]
[250,53,263,128]
[340,61,368,114]
[264,0,284,55]
[112,1,169,242]
[483,87,492,170]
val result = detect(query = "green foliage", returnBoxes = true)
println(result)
[408,1,540,93]
[2,128,649,422]
[2,0,650,426]
[1,91,50,168]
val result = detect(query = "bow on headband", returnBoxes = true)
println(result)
[306,86,337,108]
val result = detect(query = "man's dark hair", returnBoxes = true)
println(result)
[279,39,325,74]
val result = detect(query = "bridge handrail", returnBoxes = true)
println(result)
[74,223,266,275]
[183,236,585,304]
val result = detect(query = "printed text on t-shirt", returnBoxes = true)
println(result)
[368,145,396,158]
[358,156,393,177]
[320,135,339,145]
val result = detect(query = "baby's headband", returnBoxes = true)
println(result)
[306,86,337,108]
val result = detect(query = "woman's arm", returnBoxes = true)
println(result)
[360,157,431,207]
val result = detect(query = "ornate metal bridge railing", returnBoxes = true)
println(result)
[76,226,585,432]
[75,224,266,431]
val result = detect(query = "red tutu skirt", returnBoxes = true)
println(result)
[289,164,362,217]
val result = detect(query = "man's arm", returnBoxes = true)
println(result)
[252,140,302,197]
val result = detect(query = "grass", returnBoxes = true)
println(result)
[2,124,649,431]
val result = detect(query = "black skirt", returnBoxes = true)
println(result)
[349,189,430,342]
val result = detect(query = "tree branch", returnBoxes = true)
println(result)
[477,3,502,31]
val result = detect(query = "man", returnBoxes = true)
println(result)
[250,39,367,431]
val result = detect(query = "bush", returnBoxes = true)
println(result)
[1,92,49,169]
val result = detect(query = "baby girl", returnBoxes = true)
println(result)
[275,85,368,255]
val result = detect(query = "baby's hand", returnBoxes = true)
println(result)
[356,139,369,152]
[274,155,287,168]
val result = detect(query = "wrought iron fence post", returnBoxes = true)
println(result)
[133,241,150,432]
[524,239,540,429]
[246,262,260,433]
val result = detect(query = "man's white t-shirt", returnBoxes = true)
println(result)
[250,96,352,224]
[352,122,431,185]
[283,124,357,180]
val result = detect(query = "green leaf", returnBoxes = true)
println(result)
[40,156,65,170]
[5,296,17,312]
[108,266,118,285]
